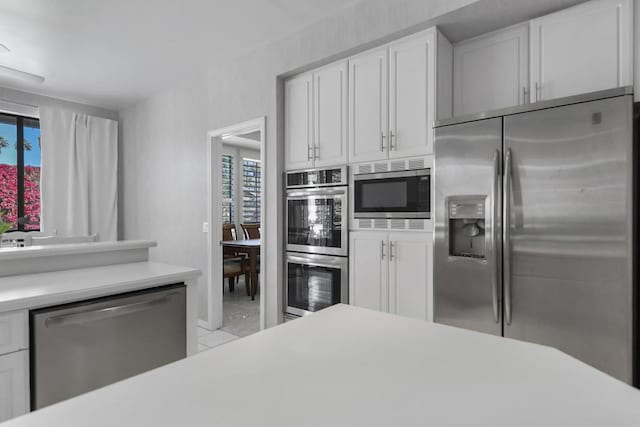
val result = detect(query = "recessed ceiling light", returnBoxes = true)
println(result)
[0,43,9,53]
[0,65,45,83]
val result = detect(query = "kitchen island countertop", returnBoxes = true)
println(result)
[4,303,640,426]
[0,261,200,312]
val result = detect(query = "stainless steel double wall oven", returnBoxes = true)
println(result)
[286,167,348,316]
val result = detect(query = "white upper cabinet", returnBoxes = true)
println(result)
[286,27,452,169]
[530,0,632,102]
[314,61,348,168]
[348,47,389,164]
[387,232,433,321]
[389,31,437,159]
[349,231,388,312]
[285,73,313,170]
[349,28,452,164]
[453,24,529,115]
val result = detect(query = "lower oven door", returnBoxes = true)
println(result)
[286,187,348,256]
[286,252,348,316]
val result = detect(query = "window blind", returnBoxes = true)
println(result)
[242,158,261,223]
[221,154,234,224]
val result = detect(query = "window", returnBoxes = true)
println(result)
[242,158,261,223]
[0,113,40,231]
[221,154,234,224]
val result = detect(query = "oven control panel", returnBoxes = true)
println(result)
[286,166,347,188]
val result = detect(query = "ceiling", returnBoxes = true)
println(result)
[0,0,362,110]
[222,131,261,151]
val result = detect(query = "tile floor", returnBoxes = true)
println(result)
[198,329,239,352]
[198,276,260,352]
[221,276,260,337]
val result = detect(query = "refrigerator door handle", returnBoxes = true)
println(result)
[503,148,512,325]
[491,149,501,323]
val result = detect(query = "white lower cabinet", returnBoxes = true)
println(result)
[349,231,389,312]
[387,233,433,321]
[0,350,29,422]
[350,231,433,321]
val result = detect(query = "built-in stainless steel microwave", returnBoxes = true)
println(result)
[353,169,430,219]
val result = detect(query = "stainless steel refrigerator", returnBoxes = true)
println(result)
[433,87,635,384]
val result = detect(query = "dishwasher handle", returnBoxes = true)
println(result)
[44,292,180,328]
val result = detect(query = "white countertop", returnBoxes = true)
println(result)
[0,261,200,312]
[4,304,640,426]
[0,240,156,261]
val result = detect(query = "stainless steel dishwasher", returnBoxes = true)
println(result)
[30,283,186,409]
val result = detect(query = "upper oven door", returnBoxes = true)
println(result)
[353,169,430,218]
[286,187,348,256]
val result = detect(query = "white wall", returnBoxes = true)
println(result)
[120,71,209,318]
[120,0,593,327]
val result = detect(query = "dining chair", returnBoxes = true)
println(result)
[222,224,243,259]
[240,223,260,240]
[221,223,250,295]
[223,258,250,295]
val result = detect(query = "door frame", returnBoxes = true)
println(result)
[204,117,266,331]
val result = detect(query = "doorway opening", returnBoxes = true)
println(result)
[202,118,265,351]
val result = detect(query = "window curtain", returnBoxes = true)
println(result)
[39,108,118,241]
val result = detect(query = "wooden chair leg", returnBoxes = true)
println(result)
[244,273,250,296]
[228,276,235,293]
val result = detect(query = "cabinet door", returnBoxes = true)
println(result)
[348,48,388,163]
[0,311,27,356]
[349,232,388,312]
[0,350,28,422]
[530,0,632,102]
[285,73,314,170]
[314,61,348,167]
[453,24,529,115]
[388,233,433,321]
[389,31,435,158]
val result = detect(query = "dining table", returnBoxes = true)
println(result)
[221,239,260,300]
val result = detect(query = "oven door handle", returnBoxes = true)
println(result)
[287,188,347,198]
[286,254,348,269]
[353,169,430,181]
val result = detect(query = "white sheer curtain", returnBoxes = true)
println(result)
[39,108,118,241]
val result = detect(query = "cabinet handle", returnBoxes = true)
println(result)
[522,87,528,104]
[389,241,395,261]
[381,241,386,260]
[314,145,319,160]
[389,130,395,150]
[307,146,313,161]
[380,131,386,152]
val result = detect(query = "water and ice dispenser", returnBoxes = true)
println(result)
[448,196,486,259]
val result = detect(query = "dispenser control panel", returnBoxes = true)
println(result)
[447,196,487,260]
[449,200,485,219]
